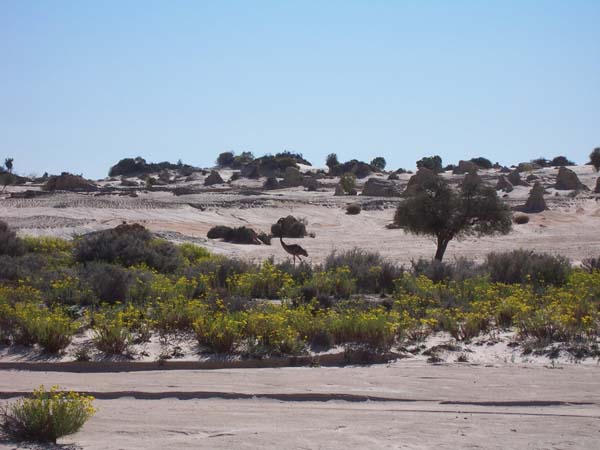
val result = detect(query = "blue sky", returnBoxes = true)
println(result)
[1,1,599,179]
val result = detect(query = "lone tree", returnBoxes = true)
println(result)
[370,156,386,171]
[394,172,512,261]
[416,155,443,173]
[326,153,339,170]
[590,148,600,171]
[4,158,13,173]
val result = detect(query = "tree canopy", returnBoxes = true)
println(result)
[394,172,512,261]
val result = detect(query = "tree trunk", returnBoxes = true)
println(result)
[434,236,450,261]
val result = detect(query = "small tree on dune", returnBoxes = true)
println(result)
[326,153,339,170]
[4,158,13,173]
[394,172,512,261]
[370,157,386,171]
[590,148,600,171]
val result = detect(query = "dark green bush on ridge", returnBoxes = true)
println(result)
[207,225,261,244]
[485,250,571,286]
[324,248,403,293]
[0,221,26,257]
[74,223,181,272]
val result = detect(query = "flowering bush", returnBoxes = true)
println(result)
[1,385,96,444]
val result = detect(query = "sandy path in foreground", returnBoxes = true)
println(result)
[1,363,599,449]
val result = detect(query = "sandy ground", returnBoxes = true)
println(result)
[1,165,600,448]
[1,363,599,449]
[2,165,600,265]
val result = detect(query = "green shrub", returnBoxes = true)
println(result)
[513,214,530,225]
[303,267,356,299]
[91,311,132,355]
[328,307,399,351]
[470,157,493,170]
[81,262,132,304]
[485,250,571,286]
[411,257,482,283]
[582,257,600,273]
[0,221,25,257]
[216,151,235,167]
[152,298,205,334]
[1,385,95,444]
[194,312,246,353]
[370,157,386,171]
[590,147,600,171]
[11,304,77,353]
[227,261,295,300]
[339,172,356,193]
[346,203,361,215]
[550,156,575,166]
[325,249,402,293]
[206,226,260,244]
[416,155,443,173]
[271,216,307,238]
[74,223,181,272]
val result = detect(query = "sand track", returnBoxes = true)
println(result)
[1,364,598,449]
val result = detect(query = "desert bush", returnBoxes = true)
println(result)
[411,258,482,283]
[271,216,307,238]
[245,307,306,356]
[74,224,181,272]
[206,225,231,240]
[216,151,235,167]
[329,159,372,178]
[339,172,356,193]
[22,236,72,255]
[303,267,356,299]
[469,157,493,170]
[0,221,26,257]
[263,176,280,190]
[590,148,600,171]
[81,262,132,304]
[513,214,530,224]
[257,232,271,245]
[0,254,48,283]
[346,203,361,215]
[328,307,399,351]
[178,243,211,265]
[46,271,93,306]
[550,156,575,166]
[11,304,77,353]
[446,310,490,341]
[274,259,313,285]
[181,255,255,289]
[43,173,96,192]
[370,157,386,171]
[152,297,205,334]
[416,155,443,173]
[485,250,571,286]
[326,153,339,170]
[582,257,600,273]
[227,261,295,300]
[531,157,550,167]
[91,310,132,355]
[194,311,246,353]
[325,249,403,293]
[206,225,260,244]
[1,385,95,444]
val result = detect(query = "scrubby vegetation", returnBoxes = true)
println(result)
[109,157,194,177]
[0,221,599,362]
[207,226,261,244]
[416,155,443,173]
[590,147,600,171]
[2,385,95,444]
